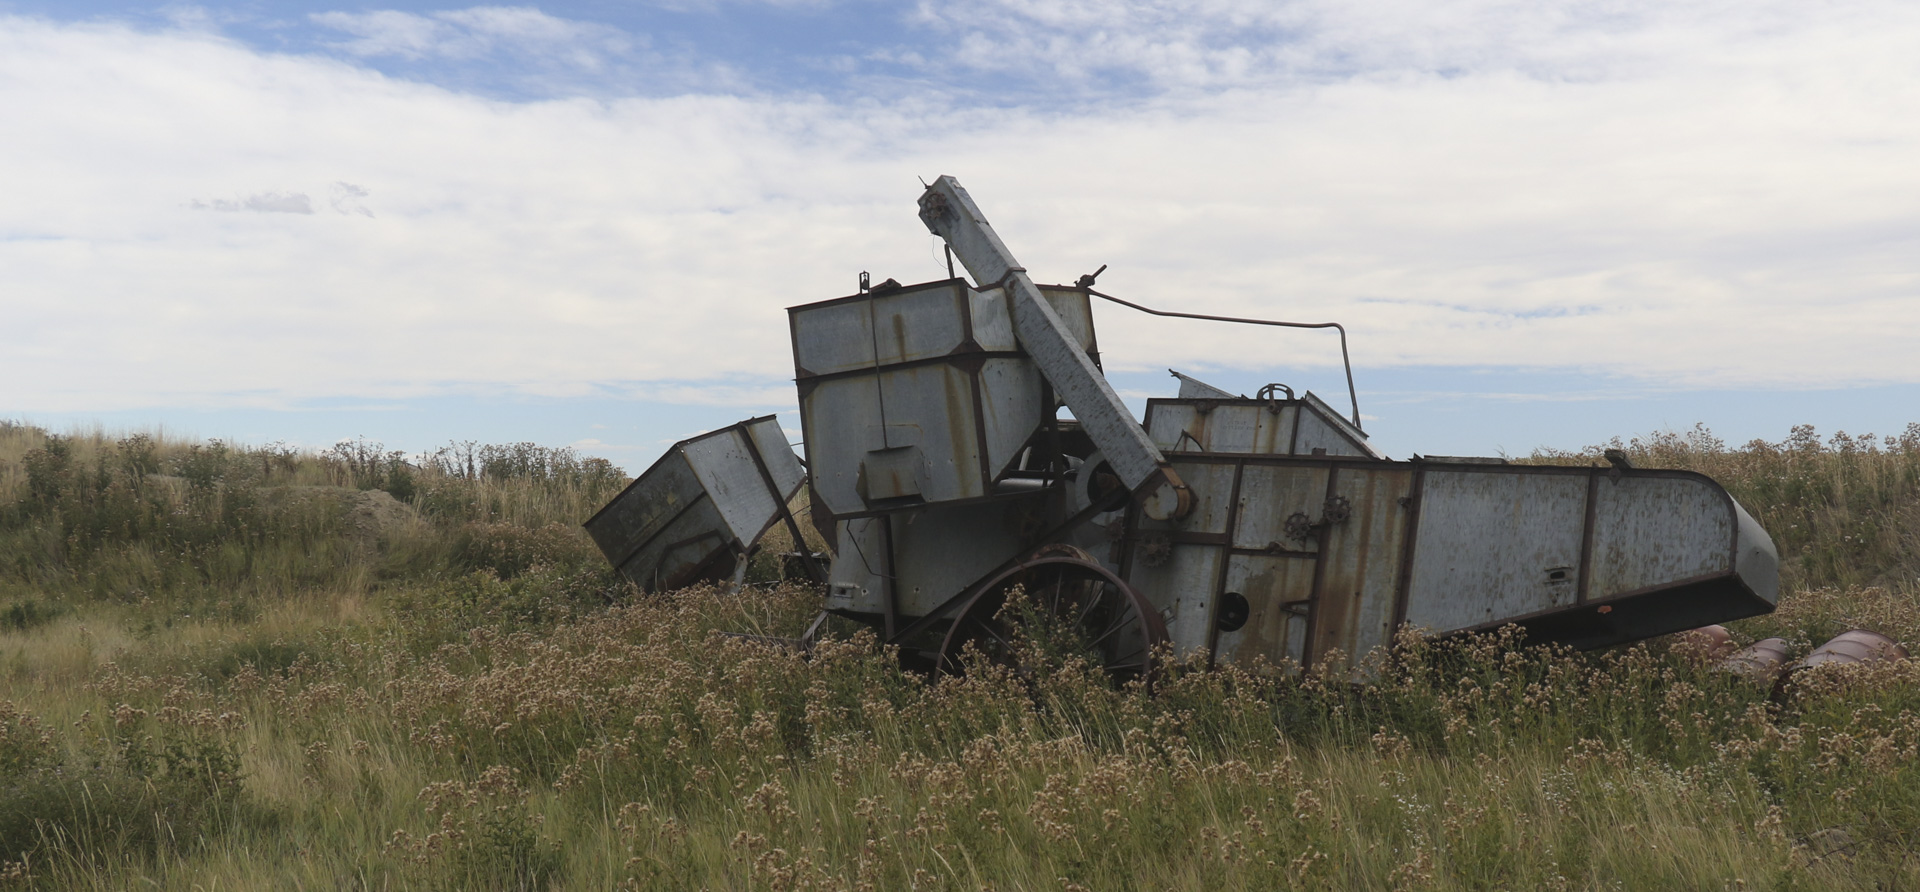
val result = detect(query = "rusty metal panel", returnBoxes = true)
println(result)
[868,283,973,366]
[888,498,1045,618]
[1213,554,1315,666]
[791,298,876,377]
[1037,286,1098,356]
[1310,466,1416,664]
[1293,392,1384,458]
[1158,460,1237,535]
[1584,475,1733,597]
[795,376,886,516]
[868,363,987,503]
[825,517,890,615]
[1127,460,1237,654]
[1172,370,1239,400]
[791,277,1095,519]
[680,422,796,554]
[1230,464,1332,552]
[1147,401,1297,454]
[584,416,802,593]
[1403,469,1589,632]
[1129,543,1226,654]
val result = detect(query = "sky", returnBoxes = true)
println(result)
[3,0,1918,471]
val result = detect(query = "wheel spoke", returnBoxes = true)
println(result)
[938,556,1162,683]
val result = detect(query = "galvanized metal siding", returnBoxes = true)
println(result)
[1585,476,1733,598]
[790,277,1097,519]
[1149,404,1297,455]
[617,497,732,591]
[867,363,986,502]
[682,429,781,552]
[888,498,1042,618]
[584,451,704,573]
[1129,460,1237,654]
[797,377,885,516]
[1132,544,1225,654]
[1404,470,1589,633]
[791,299,876,376]
[825,517,890,614]
[1214,554,1314,666]
[1231,465,1332,553]
[1311,466,1415,663]
[975,358,1047,482]
[1037,287,1097,355]
[743,418,806,499]
[1145,402,1200,452]
[869,283,971,365]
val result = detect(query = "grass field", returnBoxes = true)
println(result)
[0,419,1916,890]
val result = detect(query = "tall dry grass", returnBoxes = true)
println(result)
[0,419,1912,890]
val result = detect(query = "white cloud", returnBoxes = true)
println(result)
[192,191,315,214]
[328,182,374,217]
[2,5,1918,421]
[309,6,635,63]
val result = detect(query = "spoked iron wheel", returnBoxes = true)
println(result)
[937,553,1168,686]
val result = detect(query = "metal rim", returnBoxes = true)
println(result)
[936,554,1168,685]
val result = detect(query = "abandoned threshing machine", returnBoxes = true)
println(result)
[585,177,1781,679]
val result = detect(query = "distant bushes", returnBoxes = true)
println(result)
[0,424,631,607]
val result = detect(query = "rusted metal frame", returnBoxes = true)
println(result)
[1039,379,1063,490]
[1445,569,1742,636]
[1085,286,1365,433]
[1115,500,1141,581]
[737,422,825,585]
[822,487,1047,522]
[792,350,1031,385]
[1205,461,1247,667]
[881,515,899,640]
[1575,472,1600,604]
[607,489,711,576]
[789,277,966,313]
[951,284,1000,491]
[1228,546,1319,559]
[937,555,1167,677]
[1184,453,1723,485]
[882,496,1126,647]
[866,293,894,449]
[1390,465,1426,631]
[1719,484,1745,575]
[1299,462,1343,668]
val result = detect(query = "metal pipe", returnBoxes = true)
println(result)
[1721,637,1791,683]
[1793,629,1908,670]
[1085,287,1364,433]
